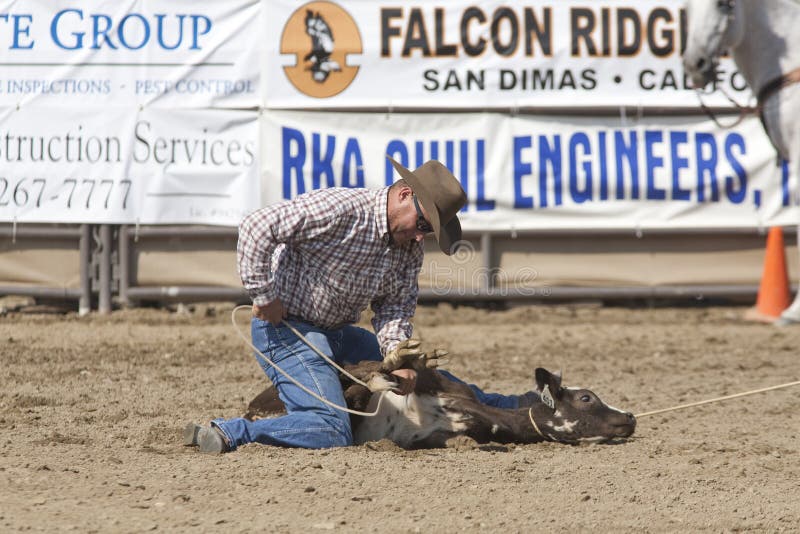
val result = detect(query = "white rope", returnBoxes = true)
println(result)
[636,380,800,417]
[230,305,387,417]
[232,308,800,423]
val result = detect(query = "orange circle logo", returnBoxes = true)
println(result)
[280,1,362,98]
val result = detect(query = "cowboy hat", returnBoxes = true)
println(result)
[388,156,467,255]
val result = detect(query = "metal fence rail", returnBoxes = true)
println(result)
[1,223,794,312]
[117,224,246,308]
[0,106,774,312]
[0,224,92,315]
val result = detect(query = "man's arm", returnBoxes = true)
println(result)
[237,194,339,308]
[370,243,425,358]
[237,202,290,308]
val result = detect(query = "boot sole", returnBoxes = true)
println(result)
[197,427,227,454]
[183,422,201,446]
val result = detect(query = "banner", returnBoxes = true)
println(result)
[0,1,261,225]
[0,0,260,108]
[1,1,787,230]
[0,106,259,225]
[265,0,751,109]
[262,110,799,230]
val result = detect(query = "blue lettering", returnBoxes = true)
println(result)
[414,141,425,168]
[410,140,444,163]
[444,141,456,176]
[6,14,34,49]
[598,132,608,200]
[341,138,364,188]
[614,131,639,199]
[191,15,212,50]
[539,135,562,207]
[670,131,691,201]
[569,132,592,204]
[385,140,409,186]
[512,136,533,209]
[118,14,149,50]
[695,133,719,202]
[645,131,666,200]
[475,139,494,211]
[724,133,747,204]
[156,14,186,50]
[312,133,336,190]
[429,141,439,161]
[91,14,116,50]
[51,11,209,51]
[458,140,469,211]
[51,9,84,50]
[282,127,306,199]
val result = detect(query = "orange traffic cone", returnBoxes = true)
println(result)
[744,227,791,322]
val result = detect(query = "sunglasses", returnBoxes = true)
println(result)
[413,195,434,234]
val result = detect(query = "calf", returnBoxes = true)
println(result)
[246,361,636,449]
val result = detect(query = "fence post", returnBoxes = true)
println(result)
[78,224,92,315]
[98,224,112,314]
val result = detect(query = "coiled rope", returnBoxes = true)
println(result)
[231,305,387,417]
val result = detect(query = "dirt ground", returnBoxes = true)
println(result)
[1,301,798,532]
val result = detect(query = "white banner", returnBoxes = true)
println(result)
[0,0,260,108]
[1,0,786,230]
[262,110,799,230]
[264,0,751,109]
[0,107,259,225]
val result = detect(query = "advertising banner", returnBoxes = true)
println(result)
[0,0,260,108]
[0,106,259,225]
[262,110,798,230]
[264,0,751,110]
[1,0,787,231]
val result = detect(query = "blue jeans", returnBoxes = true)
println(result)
[437,370,521,410]
[214,318,520,450]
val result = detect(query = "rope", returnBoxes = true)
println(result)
[527,408,549,440]
[231,307,800,424]
[230,305,387,417]
[636,380,800,418]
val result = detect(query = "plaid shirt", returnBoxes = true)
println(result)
[237,187,424,355]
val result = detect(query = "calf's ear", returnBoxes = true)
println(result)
[534,368,563,397]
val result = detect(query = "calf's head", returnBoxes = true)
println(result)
[531,368,636,443]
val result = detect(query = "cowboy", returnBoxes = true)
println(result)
[184,157,535,453]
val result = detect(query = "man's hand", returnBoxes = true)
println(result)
[381,339,423,371]
[252,299,286,325]
[389,368,417,396]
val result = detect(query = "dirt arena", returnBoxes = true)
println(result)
[1,301,798,532]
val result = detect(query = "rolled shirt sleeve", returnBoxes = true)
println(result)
[237,197,338,307]
[371,243,424,356]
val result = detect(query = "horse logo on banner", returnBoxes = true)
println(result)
[304,10,340,82]
[280,1,362,98]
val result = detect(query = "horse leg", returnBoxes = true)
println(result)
[778,225,800,323]
[778,145,800,324]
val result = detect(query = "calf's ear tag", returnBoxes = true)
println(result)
[541,384,555,410]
